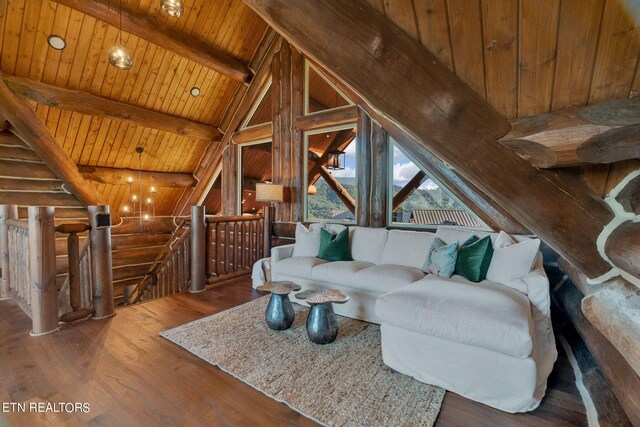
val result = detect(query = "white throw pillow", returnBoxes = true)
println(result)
[493,230,515,249]
[486,237,540,290]
[380,230,435,269]
[292,222,326,257]
[350,227,388,264]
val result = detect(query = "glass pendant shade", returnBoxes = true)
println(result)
[307,184,317,195]
[108,44,133,70]
[161,0,184,17]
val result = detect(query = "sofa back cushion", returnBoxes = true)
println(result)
[350,227,389,264]
[380,230,435,269]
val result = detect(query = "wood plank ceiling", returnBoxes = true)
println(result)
[0,0,637,217]
[0,0,267,216]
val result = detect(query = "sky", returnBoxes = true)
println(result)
[330,140,438,190]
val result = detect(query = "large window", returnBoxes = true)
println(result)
[304,125,357,223]
[389,139,483,228]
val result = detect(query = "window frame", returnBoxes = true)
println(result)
[236,138,273,216]
[303,123,358,224]
[303,60,354,116]
[386,138,488,230]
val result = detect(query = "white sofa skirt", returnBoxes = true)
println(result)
[275,274,382,324]
[380,323,549,413]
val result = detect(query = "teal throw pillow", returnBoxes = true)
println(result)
[423,238,458,277]
[455,235,494,282]
[317,228,353,262]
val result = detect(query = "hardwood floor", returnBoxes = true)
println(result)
[0,277,587,426]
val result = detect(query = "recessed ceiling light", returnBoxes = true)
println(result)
[190,87,200,97]
[161,0,184,17]
[47,35,66,50]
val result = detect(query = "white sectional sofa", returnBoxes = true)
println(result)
[270,225,557,413]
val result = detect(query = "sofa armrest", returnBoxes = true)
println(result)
[271,244,294,264]
[523,252,551,318]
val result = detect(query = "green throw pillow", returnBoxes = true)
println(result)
[455,235,494,282]
[317,228,353,262]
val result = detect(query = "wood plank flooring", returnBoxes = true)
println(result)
[0,277,587,426]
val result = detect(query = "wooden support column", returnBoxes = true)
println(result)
[291,47,305,222]
[271,41,293,222]
[88,205,115,320]
[356,108,371,226]
[190,206,206,293]
[370,123,389,227]
[28,206,59,336]
[67,232,81,311]
[319,167,356,214]
[0,204,17,299]
[222,145,239,216]
[244,0,614,278]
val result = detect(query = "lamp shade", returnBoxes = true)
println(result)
[255,183,284,202]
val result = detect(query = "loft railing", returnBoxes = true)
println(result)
[0,205,115,336]
[125,212,264,305]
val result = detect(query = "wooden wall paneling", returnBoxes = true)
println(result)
[383,0,420,39]
[552,0,605,110]
[290,47,305,222]
[589,0,640,103]
[413,0,453,69]
[1,0,27,76]
[481,0,518,118]
[271,41,292,222]
[518,0,560,117]
[222,145,239,216]
[28,0,58,82]
[605,159,640,193]
[446,0,486,98]
[13,0,42,78]
[356,108,371,227]
[579,165,611,197]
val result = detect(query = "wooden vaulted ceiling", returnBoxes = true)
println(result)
[0,0,267,215]
[0,0,638,218]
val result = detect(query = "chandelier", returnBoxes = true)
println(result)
[122,147,157,229]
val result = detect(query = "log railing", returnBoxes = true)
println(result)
[125,212,264,305]
[125,220,192,305]
[1,204,115,336]
[7,219,30,312]
[206,214,264,282]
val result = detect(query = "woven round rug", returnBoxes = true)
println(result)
[161,296,444,426]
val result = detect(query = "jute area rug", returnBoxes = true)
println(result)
[160,297,445,426]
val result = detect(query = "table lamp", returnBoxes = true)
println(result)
[255,183,284,256]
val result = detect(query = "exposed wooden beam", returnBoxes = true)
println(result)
[0,80,120,223]
[78,165,197,188]
[296,105,359,131]
[54,0,252,83]
[173,35,283,216]
[0,191,81,206]
[308,129,356,185]
[500,98,640,168]
[231,122,273,144]
[318,166,355,214]
[245,0,614,277]
[2,74,221,140]
[392,171,427,212]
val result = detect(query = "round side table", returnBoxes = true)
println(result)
[295,289,349,344]
[257,281,301,330]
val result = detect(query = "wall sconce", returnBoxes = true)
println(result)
[327,149,345,170]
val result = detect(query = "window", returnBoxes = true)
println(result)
[304,61,353,115]
[239,141,272,214]
[304,125,357,222]
[240,79,272,129]
[389,139,483,228]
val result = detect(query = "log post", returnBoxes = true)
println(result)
[263,205,272,257]
[0,204,17,299]
[67,232,81,312]
[88,205,115,319]
[190,205,206,293]
[28,206,59,336]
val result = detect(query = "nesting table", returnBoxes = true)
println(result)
[295,289,350,344]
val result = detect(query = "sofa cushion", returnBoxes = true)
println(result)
[352,264,425,293]
[292,222,325,257]
[272,256,328,279]
[424,237,458,277]
[455,235,494,282]
[435,226,493,247]
[350,227,388,264]
[376,276,533,358]
[311,261,374,286]
[380,230,434,269]
[318,228,353,261]
[486,237,540,288]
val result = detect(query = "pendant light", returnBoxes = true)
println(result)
[108,0,133,70]
[161,0,184,17]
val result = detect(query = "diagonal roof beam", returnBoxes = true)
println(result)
[54,0,252,83]
[1,74,221,140]
[0,79,120,224]
[244,0,617,279]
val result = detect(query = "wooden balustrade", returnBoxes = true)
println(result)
[56,223,94,322]
[6,218,30,311]
[206,214,264,283]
